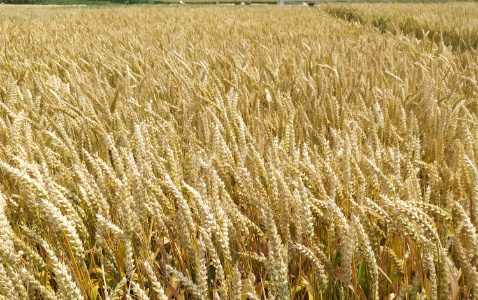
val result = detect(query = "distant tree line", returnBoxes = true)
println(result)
[2,0,151,4]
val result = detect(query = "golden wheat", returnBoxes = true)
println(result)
[0,4,477,300]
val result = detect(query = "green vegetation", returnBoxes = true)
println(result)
[0,0,474,5]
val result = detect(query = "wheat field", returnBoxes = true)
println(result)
[324,2,478,51]
[0,4,478,300]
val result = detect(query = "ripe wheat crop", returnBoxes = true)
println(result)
[324,3,478,51]
[0,4,478,300]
